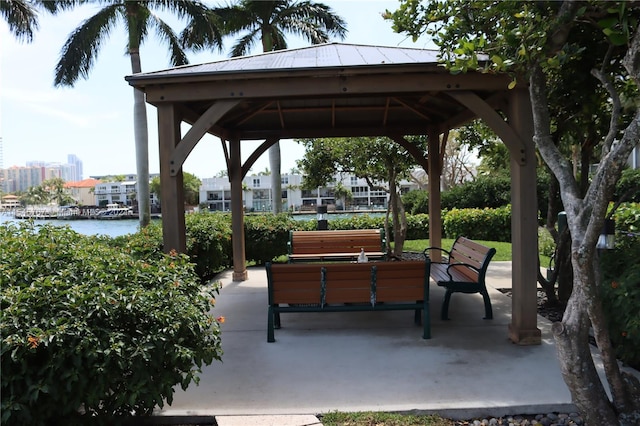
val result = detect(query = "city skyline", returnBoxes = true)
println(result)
[1,1,434,180]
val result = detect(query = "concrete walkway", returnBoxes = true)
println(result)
[154,262,581,425]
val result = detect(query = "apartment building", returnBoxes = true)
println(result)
[64,178,102,206]
[200,173,419,213]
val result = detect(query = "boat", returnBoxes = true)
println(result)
[95,204,134,220]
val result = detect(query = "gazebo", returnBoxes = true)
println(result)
[126,43,541,345]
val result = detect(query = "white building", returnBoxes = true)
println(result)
[200,173,419,213]
[91,174,160,209]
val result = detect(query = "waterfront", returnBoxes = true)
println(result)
[0,211,385,238]
[0,214,140,238]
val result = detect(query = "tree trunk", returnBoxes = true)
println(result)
[129,48,150,228]
[269,142,282,213]
[552,272,619,425]
[529,47,640,422]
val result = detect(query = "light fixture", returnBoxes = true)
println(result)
[317,205,328,230]
[596,218,615,250]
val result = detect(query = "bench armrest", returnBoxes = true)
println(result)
[423,246,452,262]
[446,262,480,281]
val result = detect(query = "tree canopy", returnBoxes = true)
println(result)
[386,1,640,424]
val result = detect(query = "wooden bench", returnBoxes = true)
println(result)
[265,261,430,342]
[423,236,496,320]
[287,229,386,262]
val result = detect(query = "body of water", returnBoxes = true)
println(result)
[0,214,140,238]
[0,211,385,238]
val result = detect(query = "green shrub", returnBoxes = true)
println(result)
[402,190,428,215]
[600,203,640,370]
[614,168,640,203]
[443,206,511,242]
[328,214,385,231]
[244,213,296,264]
[185,212,232,280]
[600,234,640,370]
[110,213,232,283]
[0,222,223,425]
[441,175,512,210]
[406,213,430,240]
[538,226,556,259]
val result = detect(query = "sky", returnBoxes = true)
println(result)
[0,0,434,180]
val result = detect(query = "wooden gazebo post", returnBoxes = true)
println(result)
[229,137,248,281]
[157,103,186,253]
[506,87,541,345]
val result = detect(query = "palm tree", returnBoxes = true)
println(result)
[1,0,72,42]
[210,0,347,213]
[53,1,225,227]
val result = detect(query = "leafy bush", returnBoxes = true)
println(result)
[244,213,296,264]
[185,212,232,280]
[600,234,640,370]
[443,206,511,242]
[1,222,223,425]
[600,203,640,370]
[613,168,640,203]
[441,175,512,210]
[403,172,549,217]
[110,213,232,283]
[327,214,385,231]
[538,226,556,259]
[406,213,430,240]
[402,190,428,215]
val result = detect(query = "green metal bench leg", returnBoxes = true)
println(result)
[268,306,275,342]
[274,304,281,328]
[414,307,421,325]
[422,307,431,339]
[441,290,452,320]
[481,291,493,319]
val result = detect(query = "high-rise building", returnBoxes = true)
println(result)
[67,154,83,181]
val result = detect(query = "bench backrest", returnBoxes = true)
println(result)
[267,261,428,306]
[289,229,384,255]
[448,236,496,282]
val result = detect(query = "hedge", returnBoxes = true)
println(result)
[1,221,223,425]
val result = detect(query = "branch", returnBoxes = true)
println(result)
[622,24,640,83]
[590,69,621,155]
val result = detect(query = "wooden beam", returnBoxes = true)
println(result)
[242,137,279,179]
[427,128,443,261]
[143,73,512,103]
[229,138,247,281]
[447,91,527,165]
[169,100,240,176]
[506,88,541,345]
[157,103,186,253]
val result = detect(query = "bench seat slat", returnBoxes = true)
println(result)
[288,229,385,263]
[266,260,429,342]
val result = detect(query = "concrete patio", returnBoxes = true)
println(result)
[154,261,597,423]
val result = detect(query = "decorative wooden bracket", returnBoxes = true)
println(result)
[169,100,240,176]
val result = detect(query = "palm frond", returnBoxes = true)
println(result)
[123,3,151,51]
[1,0,38,42]
[220,0,347,57]
[35,0,83,14]
[54,5,121,87]
[278,16,329,44]
[148,13,189,66]
[230,31,260,57]
[180,9,226,52]
[214,4,259,35]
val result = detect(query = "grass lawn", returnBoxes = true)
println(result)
[401,238,551,266]
[274,236,551,266]
[320,411,454,426]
